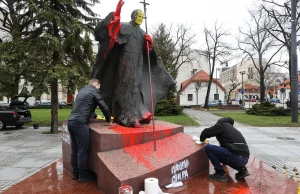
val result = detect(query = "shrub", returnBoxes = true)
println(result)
[246,101,291,116]
[155,99,183,116]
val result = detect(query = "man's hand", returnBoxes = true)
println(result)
[144,34,153,51]
[115,0,124,17]
[105,116,114,124]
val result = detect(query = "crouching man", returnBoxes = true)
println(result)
[200,117,250,182]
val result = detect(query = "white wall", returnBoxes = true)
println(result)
[179,82,225,106]
[176,52,209,91]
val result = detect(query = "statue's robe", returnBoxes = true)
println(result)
[92,12,175,127]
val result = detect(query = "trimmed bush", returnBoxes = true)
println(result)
[246,101,291,116]
[155,99,183,116]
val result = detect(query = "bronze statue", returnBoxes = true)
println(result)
[92,0,175,127]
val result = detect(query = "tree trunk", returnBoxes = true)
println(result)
[260,72,265,103]
[51,79,59,133]
[227,90,233,103]
[204,79,213,109]
[196,89,198,106]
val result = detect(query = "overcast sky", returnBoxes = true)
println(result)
[93,0,254,41]
[92,0,299,71]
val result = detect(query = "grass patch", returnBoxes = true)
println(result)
[213,112,300,127]
[156,113,200,126]
[28,109,199,127]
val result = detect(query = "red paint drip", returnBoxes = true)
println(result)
[123,133,198,171]
[124,145,154,171]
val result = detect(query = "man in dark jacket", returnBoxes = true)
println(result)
[68,78,111,182]
[200,117,250,182]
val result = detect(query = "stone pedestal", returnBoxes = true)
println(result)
[62,120,209,194]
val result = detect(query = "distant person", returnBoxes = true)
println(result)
[200,117,250,182]
[239,99,242,106]
[68,78,111,182]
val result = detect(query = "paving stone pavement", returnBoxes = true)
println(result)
[0,127,62,193]
[183,109,300,178]
[1,110,300,193]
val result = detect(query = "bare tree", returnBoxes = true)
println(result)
[253,67,277,89]
[262,0,300,79]
[200,21,231,109]
[237,7,284,102]
[227,76,240,103]
[152,23,197,80]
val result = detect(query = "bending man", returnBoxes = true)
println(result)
[68,78,111,182]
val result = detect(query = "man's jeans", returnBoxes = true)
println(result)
[205,144,248,172]
[68,120,90,177]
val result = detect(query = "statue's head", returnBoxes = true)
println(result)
[131,9,144,26]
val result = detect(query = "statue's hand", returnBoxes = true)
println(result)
[144,34,153,51]
[115,0,124,17]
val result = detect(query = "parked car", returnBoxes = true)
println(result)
[0,96,32,130]
[40,100,51,106]
[201,100,224,107]
[58,101,67,106]
[270,97,281,103]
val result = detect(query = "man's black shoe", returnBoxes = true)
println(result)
[72,174,79,180]
[207,171,228,182]
[78,173,97,183]
[235,167,250,179]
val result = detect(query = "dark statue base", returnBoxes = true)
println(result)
[62,120,209,194]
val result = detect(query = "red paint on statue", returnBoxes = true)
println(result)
[105,12,121,58]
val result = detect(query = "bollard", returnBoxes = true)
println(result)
[283,165,288,177]
[293,167,298,182]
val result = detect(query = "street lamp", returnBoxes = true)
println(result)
[291,0,298,122]
[239,71,246,103]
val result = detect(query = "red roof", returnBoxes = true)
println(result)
[180,70,225,92]
[237,84,260,91]
[272,74,300,90]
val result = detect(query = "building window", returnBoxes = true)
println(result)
[0,96,3,101]
[188,94,193,101]
[248,67,253,79]
[191,69,197,77]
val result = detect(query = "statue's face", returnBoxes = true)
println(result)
[134,10,144,25]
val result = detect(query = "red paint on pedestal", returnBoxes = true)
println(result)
[4,156,297,194]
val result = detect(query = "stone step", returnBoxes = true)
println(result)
[89,120,184,152]
[96,132,209,194]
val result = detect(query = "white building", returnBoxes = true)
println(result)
[277,74,300,102]
[177,70,225,106]
[175,51,210,92]
[219,59,278,100]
